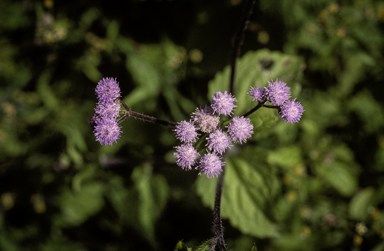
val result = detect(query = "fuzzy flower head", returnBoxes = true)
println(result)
[206,129,232,155]
[211,91,237,116]
[198,153,225,178]
[95,100,120,120]
[94,118,122,145]
[192,106,220,133]
[174,144,200,170]
[264,80,291,106]
[279,99,304,123]
[95,78,121,104]
[90,114,101,131]
[248,85,265,102]
[174,120,198,143]
[227,116,254,144]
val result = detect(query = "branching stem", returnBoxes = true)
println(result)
[118,99,177,128]
[213,1,257,250]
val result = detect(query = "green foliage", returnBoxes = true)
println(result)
[208,49,304,116]
[1,0,384,250]
[107,166,169,246]
[174,240,190,251]
[197,147,279,238]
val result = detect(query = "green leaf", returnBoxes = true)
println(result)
[315,161,357,196]
[56,182,105,227]
[370,241,384,251]
[250,243,258,251]
[37,71,60,111]
[208,49,304,116]
[195,241,214,251]
[122,38,185,108]
[267,146,303,169]
[348,90,384,133]
[107,166,169,245]
[250,108,278,138]
[349,187,375,220]
[196,147,279,238]
[174,240,189,251]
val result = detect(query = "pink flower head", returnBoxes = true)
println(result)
[95,78,121,104]
[248,85,265,102]
[264,79,291,106]
[174,144,200,170]
[94,118,122,145]
[174,120,199,143]
[95,100,120,120]
[192,106,220,133]
[226,116,254,144]
[279,98,304,123]
[211,91,237,116]
[198,152,225,178]
[206,129,232,154]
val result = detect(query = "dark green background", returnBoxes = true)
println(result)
[1,0,384,250]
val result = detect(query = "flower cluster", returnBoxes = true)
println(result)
[174,91,253,178]
[91,78,122,145]
[249,79,304,123]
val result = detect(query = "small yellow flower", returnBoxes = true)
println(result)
[258,31,269,44]
[286,191,297,202]
[300,207,312,219]
[355,222,368,236]
[293,165,306,176]
[189,49,203,64]
[327,3,340,14]
[353,235,363,246]
[44,0,54,9]
[1,192,14,210]
[300,226,311,239]
[368,207,380,220]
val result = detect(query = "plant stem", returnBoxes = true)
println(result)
[214,166,227,251]
[129,110,178,128]
[213,1,257,250]
[118,99,177,128]
[230,0,257,95]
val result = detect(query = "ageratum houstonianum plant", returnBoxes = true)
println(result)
[90,77,304,246]
[90,1,304,250]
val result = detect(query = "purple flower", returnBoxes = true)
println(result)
[90,114,101,130]
[95,100,120,119]
[174,144,200,170]
[227,116,254,144]
[198,152,225,178]
[279,99,304,123]
[264,80,291,106]
[248,85,265,102]
[211,91,237,116]
[94,118,122,145]
[206,129,232,154]
[174,120,198,143]
[95,78,121,104]
[192,106,220,133]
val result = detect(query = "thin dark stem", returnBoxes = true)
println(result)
[242,101,264,118]
[229,0,257,95]
[212,2,257,249]
[118,99,177,128]
[263,104,280,110]
[130,111,178,128]
[214,166,227,251]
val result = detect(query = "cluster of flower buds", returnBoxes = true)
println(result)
[174,79,304,178]
[249,79,304,123]
[173,91,254,178]
[91,78,122,145]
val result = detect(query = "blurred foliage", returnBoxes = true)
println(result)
[0,0,384,250]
